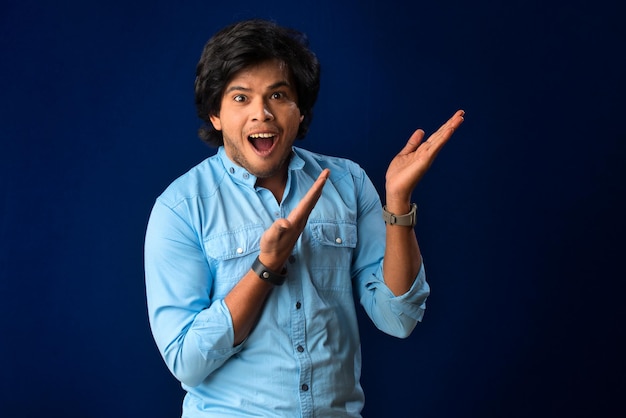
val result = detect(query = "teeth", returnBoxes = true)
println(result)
[249,133,276,139]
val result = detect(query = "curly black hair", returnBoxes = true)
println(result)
[194,19,321,147]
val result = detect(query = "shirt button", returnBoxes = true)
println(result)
[301,384,309,391]
[335,237,342,244]
[236,247,243,254]
[295,301,301,309]
[229,167,235,174]
[243,173,249,179]
[288,255,296,264]
[297,345,304,353]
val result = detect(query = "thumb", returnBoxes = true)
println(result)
[399,129,425,155]
[273,218,291,236]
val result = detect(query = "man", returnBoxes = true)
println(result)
[145,19,464,417]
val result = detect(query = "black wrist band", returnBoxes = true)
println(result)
[251,256,287,286]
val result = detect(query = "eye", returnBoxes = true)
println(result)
[233,94,247,102]
[270,91,285,100]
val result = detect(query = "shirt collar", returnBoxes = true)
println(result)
[217,146,305,188]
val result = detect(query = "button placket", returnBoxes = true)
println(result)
[286,265,313,412]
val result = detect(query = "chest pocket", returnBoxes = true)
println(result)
[203,224,264,299]
[306,221,357,290]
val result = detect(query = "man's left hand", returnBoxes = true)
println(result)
[385,109,465,208]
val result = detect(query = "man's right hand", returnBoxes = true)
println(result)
[258,168,330,272]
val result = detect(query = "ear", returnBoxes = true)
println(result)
[209,114,222,131]
[299,114,304,123]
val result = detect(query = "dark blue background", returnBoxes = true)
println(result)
[2,0,625,417]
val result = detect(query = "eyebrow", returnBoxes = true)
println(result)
[224,80,292,94]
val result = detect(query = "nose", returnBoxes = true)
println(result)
[251,98,274,122]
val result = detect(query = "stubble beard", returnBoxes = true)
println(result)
[229,144,292,180]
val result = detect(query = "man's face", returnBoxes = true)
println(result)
[210,59,303,182]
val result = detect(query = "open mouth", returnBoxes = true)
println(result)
[248,132,277,154]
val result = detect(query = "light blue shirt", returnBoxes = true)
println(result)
[145,146,430,417]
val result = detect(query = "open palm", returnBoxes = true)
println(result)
[386,110,465,200]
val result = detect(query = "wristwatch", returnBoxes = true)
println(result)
[382,203,418,227]
[251,256,287,286]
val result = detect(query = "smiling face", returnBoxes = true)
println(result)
[210,59,303,187]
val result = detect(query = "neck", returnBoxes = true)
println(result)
[256,170,288,203]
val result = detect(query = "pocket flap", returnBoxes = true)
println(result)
[204,224,264,261]
[310,221,357,248]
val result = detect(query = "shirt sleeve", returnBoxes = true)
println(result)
[351,168,430,339]
[144,198,243,387]
[360,261,429,338]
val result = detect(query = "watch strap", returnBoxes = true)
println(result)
[382,203,418,227]
[251,256,287,286]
